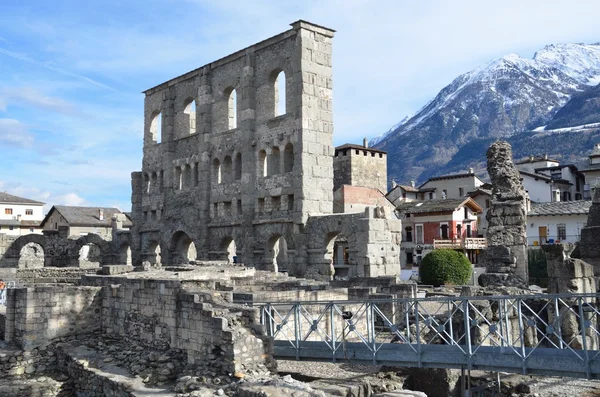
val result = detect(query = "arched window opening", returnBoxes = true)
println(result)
[183,99,196,135]
[183,164,192,188]
[144,173,151,194]
[222,238,238,263]
[258,150,267,177]
[150,112,162,144]
[270,147,281,175]
[268,235,288,273]
[18,242,44,269]
[225,88,237,130]
[148,241,161,265]
[171,231,197,264]
[120,243,132,266]
[175,167,183,190]
[274,70,286,116]
[283,143,294,173]
[234,153,242,181]
[223,156,233,183]
[213,158,222,184]
[151,172,158,193]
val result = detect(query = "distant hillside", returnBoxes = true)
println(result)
[545,83,600,129]
[372,43,600,184]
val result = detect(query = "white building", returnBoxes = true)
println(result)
[418,169,484,200]
[526,201,591,246]
[0,192,45,235]
[516,155,585,203]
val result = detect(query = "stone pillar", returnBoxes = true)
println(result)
[544,243,598,350]
[577,187,600,274]
[479,141,529,287]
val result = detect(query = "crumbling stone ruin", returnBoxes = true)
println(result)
[577,187,600,274]
[479,141,529,287]
[130,20,401,280]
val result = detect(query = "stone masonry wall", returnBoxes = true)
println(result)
[4,285,103,349]
[84,275,273,376]
[131,21,338,273]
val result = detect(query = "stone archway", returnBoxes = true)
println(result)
[217,237,238,263]
[170,231,197,264]
[18,242,45,269]
[324,232,354,280]
[4,234,48,267]
[78,243,102,268]
[304,215,361,281]
[266,234,289,273]
[119,243,132,266]
[148,241,162,265]
[72,234,110,268]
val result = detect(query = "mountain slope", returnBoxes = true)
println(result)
[373,43,600,184]
[545,83,600,129]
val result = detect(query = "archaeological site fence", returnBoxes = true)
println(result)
[259,293,600,379]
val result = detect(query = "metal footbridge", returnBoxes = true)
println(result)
[258,293,600,379]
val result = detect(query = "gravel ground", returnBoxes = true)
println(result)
[277,360,600,396]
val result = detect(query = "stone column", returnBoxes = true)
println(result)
[479,141,529,288]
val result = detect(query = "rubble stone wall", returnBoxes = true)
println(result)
[4,285,103,349]
[83,275,273,375]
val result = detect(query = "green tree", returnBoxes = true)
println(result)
[419,249,472,286]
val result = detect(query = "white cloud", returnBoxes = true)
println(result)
[0,182,87,213]
[0,118,34,147]
[0,86,75,115]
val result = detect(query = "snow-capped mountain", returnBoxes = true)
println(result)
[373,43,600,185]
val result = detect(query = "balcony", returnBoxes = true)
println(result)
[433,238,487,250]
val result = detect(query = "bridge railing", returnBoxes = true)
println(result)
[258,293,600,378]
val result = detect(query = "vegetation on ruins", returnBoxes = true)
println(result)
[419,249,472,286]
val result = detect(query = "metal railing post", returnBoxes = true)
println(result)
[294,303,300,360]
[516,298,527,374]
[578,296,591,378]
[370,302,377,364]
[463,300,472,369]
[415,301,422,367]
[330,303,336,362]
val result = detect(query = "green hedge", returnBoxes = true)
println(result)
[419,249,472,286]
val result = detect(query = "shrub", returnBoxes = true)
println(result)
[419,249,472,286]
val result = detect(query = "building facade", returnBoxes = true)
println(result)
[395,198,484,268]
[0,192,44,236]
[516,155,585,202]
[418,170,484,200]
[526,201,591,246]
[40,206,132,239]
[130,21,401,280]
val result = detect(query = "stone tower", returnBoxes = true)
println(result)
[333,141,388,193]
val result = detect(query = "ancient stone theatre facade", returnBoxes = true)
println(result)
[131,20,401,279]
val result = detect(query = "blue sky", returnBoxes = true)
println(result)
[1,0,599,212]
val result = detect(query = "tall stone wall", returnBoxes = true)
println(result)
[130,20,401,280]
[480,141,528,286]
[133,20,335,270]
